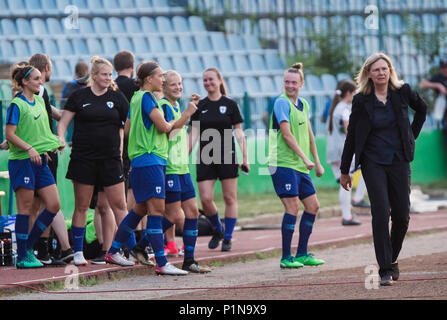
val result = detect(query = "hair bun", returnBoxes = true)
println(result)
[291,62,303,70]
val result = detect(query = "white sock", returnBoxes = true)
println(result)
[353,176,367,203]
[339,186,352,220]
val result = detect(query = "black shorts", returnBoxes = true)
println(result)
[47,150,58,183]
[196,163,239,182]
[67,157,124,187]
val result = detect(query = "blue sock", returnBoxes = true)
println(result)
[15,214,29,262]
[137,230,150,249]
[183,218,198,259]
[162,216,174,233]
[147,215,168,267]
[27,209,57,250]
[126,233,137,252]
[208,212,223,233]
[71,226,85,253]
[296,211,316,257]
[223,217,237,241]
[281,213,297,259]
[108,210,143,254]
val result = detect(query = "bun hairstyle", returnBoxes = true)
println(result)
[11,63,35,88]
[328,80,357,134]
[87,56,118,91]
[285,62,305,82]
[134,61,160,88]
[203,67,227,96]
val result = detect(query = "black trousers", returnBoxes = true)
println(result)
[361,157,411,277]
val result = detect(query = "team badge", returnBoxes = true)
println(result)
[285,183,291,191]
[219,106,227,114]
[167,180,174,188]
[24,177,30,184]
[107,101,114,109]
[156,186,162,194]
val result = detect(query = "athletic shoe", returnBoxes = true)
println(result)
[90,251,107,265]
[342,218,361,226]
[164,241,179,257]
[60,248,74,263]
[43,256,67,267]
[73,251,88,266]
[380,274,393,286]
[36,252,52,264]
[208,227,224,249]
[105,252,135,267]
[391,262,399,281]
[280,256,304,269]
[351,199,370,208]
[130,245,155,266]
[155,262,188,275]
[182,260,211,273]
[221,239,232,252]
[16,250,44,269]
[295,253,325,266]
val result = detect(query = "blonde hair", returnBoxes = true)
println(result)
[356,52,403,95]
[87,56,118,91]
[284,62,305,82]
[163,70,182,89]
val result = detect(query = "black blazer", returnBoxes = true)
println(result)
[340,83,427,174]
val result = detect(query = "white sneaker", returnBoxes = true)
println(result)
[155,262,188,275]
[105,252,135,266]
[73,251,88,266]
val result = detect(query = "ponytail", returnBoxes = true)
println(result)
[328,80,356,134]
[204,67,227,96]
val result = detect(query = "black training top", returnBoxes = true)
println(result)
[64,87,129,160]
[190,95,243,164]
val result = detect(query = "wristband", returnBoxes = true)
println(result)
[26,146,33,151]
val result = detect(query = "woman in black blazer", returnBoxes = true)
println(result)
[340,52,427,286]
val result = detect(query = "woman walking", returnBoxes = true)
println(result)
[340,52,427,286]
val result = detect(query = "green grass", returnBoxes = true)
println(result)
[417,180,447,191]
[209,187,340,220]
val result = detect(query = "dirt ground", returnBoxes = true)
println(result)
[165,251,447,300]
[3,230,447,302]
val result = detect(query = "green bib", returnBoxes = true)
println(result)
[268,94,311,173]
[8,95,60,160]
[127,90,168,161]
[159,98,190,175]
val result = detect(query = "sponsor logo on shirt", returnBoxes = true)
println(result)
[33,114,41,120]
[201,110,208,114]
[82,103,91,108]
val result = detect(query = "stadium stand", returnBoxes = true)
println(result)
[0,0,446,132]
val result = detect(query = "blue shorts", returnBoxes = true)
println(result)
[165,173,196,204]
[8,155,56,192]
[269,166,316,200]
[130,165,166,203]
